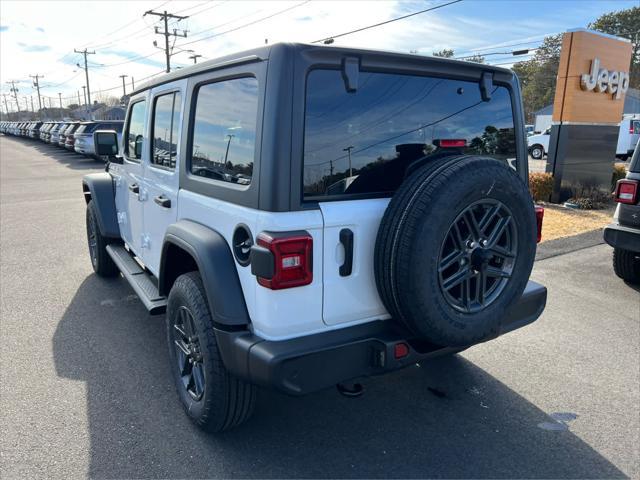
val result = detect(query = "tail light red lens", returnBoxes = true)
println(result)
[394,342,410,359]
[256,232,313,290]
[614,179,638,205]
[434,139,467,148]
[534,205,544,243]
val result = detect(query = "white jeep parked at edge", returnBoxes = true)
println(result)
[82,43,547,433]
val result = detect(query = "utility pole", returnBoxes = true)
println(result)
[82,86,87,106]
[30,96,34,113]
[2,94,9,115]
[23,96,29,114]
[29,74,44,112]
[7,80,20,112]
[188,54,202,64]
[119,74,128,96]
[74,48,95,108]
[131,77,135,90]
[144,10,189,73]
[58,92,63,110]
[343,146,354,177]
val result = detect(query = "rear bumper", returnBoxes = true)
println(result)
[216,280,547,396]
[604,223,640,253]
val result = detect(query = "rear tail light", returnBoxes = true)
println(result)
[394,342,409,359]
[614,179,638,204]
[434,139,467,148]
[535,205,544,243]
[255,231,313,290]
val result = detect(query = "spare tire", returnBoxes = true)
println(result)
[375,155,536,346]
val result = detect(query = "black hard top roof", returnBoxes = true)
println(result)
[133,42,513,96]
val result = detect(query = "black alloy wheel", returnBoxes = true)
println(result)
[171,306,205,401]
[438,199,517,314]
[87,210,98,269]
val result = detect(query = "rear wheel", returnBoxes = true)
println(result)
[166,272,256,433]
[613,248,640,283]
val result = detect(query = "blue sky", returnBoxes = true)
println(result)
[0,0,636,109]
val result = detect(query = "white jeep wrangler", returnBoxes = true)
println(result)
[83,43,547,432]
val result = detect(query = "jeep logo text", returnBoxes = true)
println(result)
[580,57,629,100]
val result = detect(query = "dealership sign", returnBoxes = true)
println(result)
[580,57,630,100]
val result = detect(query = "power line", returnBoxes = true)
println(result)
[312,0,463,44]
[177,1,309,47]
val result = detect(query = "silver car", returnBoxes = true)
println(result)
[74,121,124,159]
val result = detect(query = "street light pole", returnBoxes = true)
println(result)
[224,134,235,165]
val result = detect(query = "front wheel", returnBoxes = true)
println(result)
[613,248,640,284]
[530,144,544,160]
[166,272,256,433]
[86,200,118,277]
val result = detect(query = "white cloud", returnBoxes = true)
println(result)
[0,0,635,110]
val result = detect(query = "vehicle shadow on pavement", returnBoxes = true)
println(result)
[53,276,626,479]
[8,137,101,170]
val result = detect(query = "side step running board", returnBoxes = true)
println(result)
[106,244,167,315]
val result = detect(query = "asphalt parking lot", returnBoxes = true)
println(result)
[1,135,639,479]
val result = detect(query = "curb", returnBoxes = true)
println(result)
[535,229,606,261]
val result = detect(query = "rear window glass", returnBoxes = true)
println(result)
[632,120,640,135]
[303,70,516,199]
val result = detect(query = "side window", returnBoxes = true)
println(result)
[190,77,258,185]
[151,92,181,169]
[125,100,146,160]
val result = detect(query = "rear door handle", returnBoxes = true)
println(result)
[339,228,354,277]
[154,195,171,208]
[128,183,139,194]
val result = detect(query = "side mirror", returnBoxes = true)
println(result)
[134,134,143,159]
[94,130,119,159]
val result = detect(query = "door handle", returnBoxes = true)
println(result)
[339,228,354,277]
[154,195,171,208]
[128,183,139,194]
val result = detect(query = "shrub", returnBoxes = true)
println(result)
[529,172,554,202]
[612,163,627,190]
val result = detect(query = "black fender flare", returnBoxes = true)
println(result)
[82,173,120,238]
[160,220,250,327]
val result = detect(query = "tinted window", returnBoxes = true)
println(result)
[190,77,258,185]
[630,141,640,173]
[125,101,146,160]
[151,92,181,169]
[303,70,516,198]
[99,122,123,133]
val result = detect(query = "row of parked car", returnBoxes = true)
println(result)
[1,120,123,159]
